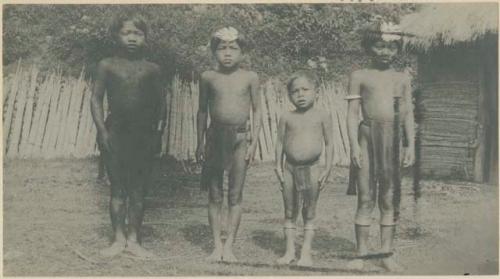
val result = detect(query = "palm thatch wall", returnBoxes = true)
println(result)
[401,3,498,183]
[400,3,498,51]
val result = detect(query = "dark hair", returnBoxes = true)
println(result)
[109,14,148,41]
[360,21,402,53]
[209,29,248,53]
[286,71,319,94]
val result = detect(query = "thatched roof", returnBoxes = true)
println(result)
[400,3,498,50]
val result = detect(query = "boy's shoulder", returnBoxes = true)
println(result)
[238,69,258,80]
[97,57,115,69]
[312,107,330,121]
[280,110,294,121]
[143,60,161,72]
[201,70,217,81]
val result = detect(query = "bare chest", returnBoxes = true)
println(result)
[360,73,404,100]
[108,60,154,86]
[286,113,323,134]
[208,74,251,99]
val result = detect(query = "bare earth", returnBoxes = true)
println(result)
[3,158,498,276]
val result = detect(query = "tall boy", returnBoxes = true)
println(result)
[346,22,415,272]
[196,27,262,263]
[91,15,165,258]
[274,71,334,267]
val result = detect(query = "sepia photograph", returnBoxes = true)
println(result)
[2,2,498,276]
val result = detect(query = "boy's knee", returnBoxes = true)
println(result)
[284,208,295,219]
[302,202,317,221]
[110,196,125,208]
[358,194,375,211]
[209,191,223,205]
[355,195,375,226]
[379,193,394,212]
[228,191,242,206]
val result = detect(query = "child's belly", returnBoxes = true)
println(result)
[209,102,250,125]
[284,134,323,164]
[362,96,403,121]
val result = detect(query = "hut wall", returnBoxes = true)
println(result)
[417,46,481,180]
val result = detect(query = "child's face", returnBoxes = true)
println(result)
[214,40,243,69]
[288,77,316,110]
[370,40,399,65]
[118,21,146,53]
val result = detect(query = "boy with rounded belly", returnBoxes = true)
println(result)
[275,71,334,267]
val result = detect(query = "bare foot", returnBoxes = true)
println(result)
[276,253,295,265]
[100,241,126,257]
[296,253,313,267]
[222,246,238,263]
[125,241,156,259]
[346,259,365,271]
[206,248,223,262]
[381,256,404,272]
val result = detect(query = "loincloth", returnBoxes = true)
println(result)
[200,121,250,191]
[285,158,320,192]
[347,119,403,195]
[102,115,156,182]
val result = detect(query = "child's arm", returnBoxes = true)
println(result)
[90,60,111,153]
[347,71,362,168]
[246,72,262,164]
[274,114,286,190]
[402,74,416,167]
[196,72,210,163]
[319,111,334,190]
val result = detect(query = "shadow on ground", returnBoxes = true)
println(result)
[181,223,212,253]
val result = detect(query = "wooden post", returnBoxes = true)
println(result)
[42,71,63,157]
[19,65,39,158]
[8,65,31,158]
[473,60,487,182]
[3,60,23,155]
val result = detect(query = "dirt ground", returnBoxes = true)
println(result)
[3,158,498,276]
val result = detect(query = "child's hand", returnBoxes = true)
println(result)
[98,130,113,154]
[403,147,415,167]
[274,168,285,191]
[245,142,258,165]
[351,146,362,168]
[318,169,331,191]
[195,144,205,163]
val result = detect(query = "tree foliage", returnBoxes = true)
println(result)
[3,4,416,81]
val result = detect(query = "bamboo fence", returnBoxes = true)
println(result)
[3,62,351,165]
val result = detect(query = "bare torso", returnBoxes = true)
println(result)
[357,69,409,122]
[204,69,256,125]
[103,57,160,128]
[283,107,325,164]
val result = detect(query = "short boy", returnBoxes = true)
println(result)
[274,71,334,267]
[346,22,415,271]
[91,15,165,258]
[196,27,262,262]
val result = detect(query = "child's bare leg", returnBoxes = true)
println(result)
[100,170,127,257]
[223,142,248,263]
[207,169,224,262]
[125,176,155,259]
[297,183,319,267]
[98,154,106,181]
[277,167,298,265]
[379,182,403,272]
[348,130,375,270]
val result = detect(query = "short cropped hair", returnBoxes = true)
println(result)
[109,14,148,41]
[286,71,319,94]
[209,28,248,53]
